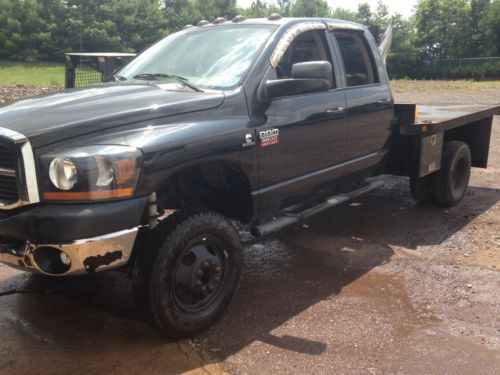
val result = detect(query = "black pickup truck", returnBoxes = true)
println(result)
[0,16,498,338]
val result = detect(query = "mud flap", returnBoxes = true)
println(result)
[419,132,443,177]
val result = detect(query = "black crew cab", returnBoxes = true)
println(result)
[0,16,498,338]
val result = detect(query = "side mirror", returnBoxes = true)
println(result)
[265,61,333,99]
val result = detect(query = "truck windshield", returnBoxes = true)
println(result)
[117,25,276,90]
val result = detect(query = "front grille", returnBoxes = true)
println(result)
[0,145,15,170]
[0,144,19,205]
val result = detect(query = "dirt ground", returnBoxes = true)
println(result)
[0,84,61,104]
[0,85,499,374]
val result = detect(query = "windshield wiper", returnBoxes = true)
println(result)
[132,73,203,92]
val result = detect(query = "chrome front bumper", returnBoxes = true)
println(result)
[0,228,138,276]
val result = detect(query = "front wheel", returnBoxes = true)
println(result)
[132,211,242,338]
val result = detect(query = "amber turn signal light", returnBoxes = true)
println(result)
[44,188,134,201]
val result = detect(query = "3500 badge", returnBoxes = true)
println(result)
[259,129,280,147]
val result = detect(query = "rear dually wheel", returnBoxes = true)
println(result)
[409,141,471,207]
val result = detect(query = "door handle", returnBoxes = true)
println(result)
[377,98,392,105]
[326,106,345,114]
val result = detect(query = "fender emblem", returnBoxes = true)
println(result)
[259,129,280,147]
[242,133,255,147]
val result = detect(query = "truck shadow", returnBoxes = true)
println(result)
[199,178,498,359]
[2,177,498,373]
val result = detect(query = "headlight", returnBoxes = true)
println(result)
[49,157,78,190]
[95,155,115,187]
[40,145,142,202]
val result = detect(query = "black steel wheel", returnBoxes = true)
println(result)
[432,141,471,207]
[132,211,242,338]
[172,234,228,312]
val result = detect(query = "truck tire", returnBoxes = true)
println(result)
[432,141,471,207]
[410,174,433,204]
[132,211,242,338]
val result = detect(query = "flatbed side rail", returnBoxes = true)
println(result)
[399,104,500,136]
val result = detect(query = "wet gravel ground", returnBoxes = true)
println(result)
[0,86,499,374]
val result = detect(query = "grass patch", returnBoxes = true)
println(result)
[0,61,64,86]
[391,79,500,92]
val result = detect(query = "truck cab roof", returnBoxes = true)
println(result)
[184,16,366,32]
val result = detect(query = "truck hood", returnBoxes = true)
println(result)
[0,83,225,148]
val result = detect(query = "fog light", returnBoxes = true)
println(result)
[60,252,71,266]
[33,247,71,275]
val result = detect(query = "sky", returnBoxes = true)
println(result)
[237,0,418,18]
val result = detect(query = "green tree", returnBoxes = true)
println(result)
[373,0,390,28]
[478,0,500,55]
[245,0,270,18]
[0,0,497,79]
[386,14,421,78]
[469,0,491,55]
[415,0,472,62]
[357,3,373,24]
[331,7,361,22]
[291,0,330,17]
[65,0,123,52]
[164,0,238,30]
[276,0,293,16]
[193,0,238,21]
[163,0,202,30]
[0,0,68,60]
[113,0,167,52]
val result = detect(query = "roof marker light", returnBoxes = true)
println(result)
[213,17,226,24]
[232,15,246,23]
[197,20,210,27]
[268,13,282,20]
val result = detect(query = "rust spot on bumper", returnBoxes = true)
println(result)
[83,251,123,273]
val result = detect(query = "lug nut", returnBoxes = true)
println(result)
[203,261,210,269]
[208,284,214,291]
[215,266,222,273]
[214,276,220,282]
[211,260,217,267]
[197,270,204,277]
[201,286,208,294]
[196,280,202,287]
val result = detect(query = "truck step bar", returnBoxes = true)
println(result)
[251,178,384,237]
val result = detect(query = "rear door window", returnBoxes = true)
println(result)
[332,31,379,87]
